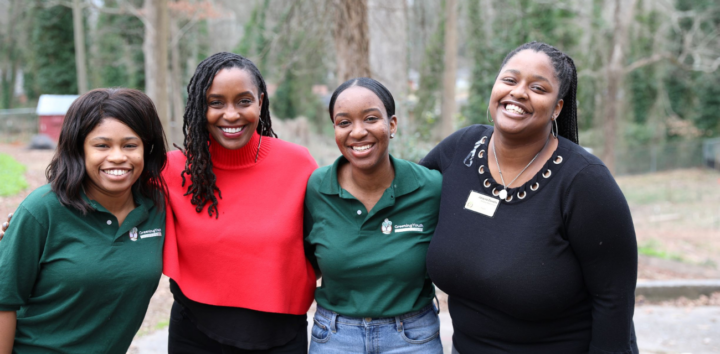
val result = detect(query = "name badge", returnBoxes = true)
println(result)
[464,190,499,218]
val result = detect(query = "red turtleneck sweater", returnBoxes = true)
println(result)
[162,132,317,314]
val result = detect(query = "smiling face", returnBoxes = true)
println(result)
[332,86,397,172]
[206,67,263,150]
[83,118,144,200]
[489,49,564,139]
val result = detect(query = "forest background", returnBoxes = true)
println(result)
[0,0,719,175]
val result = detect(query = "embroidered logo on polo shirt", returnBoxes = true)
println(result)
[139,228,162,239]
[129,227,139,241]
[394,223,424,233]
[381,218,393,235]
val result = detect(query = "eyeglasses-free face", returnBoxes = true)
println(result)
[83,117,145,201]
[489,49,564,139]
[332,86,397,173]
[205,67,263,150]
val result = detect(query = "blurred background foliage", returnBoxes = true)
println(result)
[0,0,718,172]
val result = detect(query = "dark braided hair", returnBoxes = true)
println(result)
[500,42,579,144]
[181,52,277,218]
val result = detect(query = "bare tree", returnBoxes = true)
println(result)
[170,15,184,146]
[368,0,407,127]
[143,0,170,144]
[601,0,637,173]
[0,0,22,108]
[440,0,457,139]
[72,0,88,94]
[331,0,371,82]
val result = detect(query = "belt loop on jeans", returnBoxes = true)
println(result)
[394,315,404,333]
[330,312,338,333]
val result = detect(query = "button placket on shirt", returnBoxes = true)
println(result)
[88,201,120,242]
[339,188,368,229]
[104,217,122,244]
[340,183,398,231]
[361,184,397,232]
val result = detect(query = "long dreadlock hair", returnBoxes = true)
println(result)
[499,42,579,144]
[181,52,277,218]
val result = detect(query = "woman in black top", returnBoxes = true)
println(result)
[420,42,638,354]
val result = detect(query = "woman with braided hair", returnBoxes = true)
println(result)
[162,52,317,353]
[420,42,639,353]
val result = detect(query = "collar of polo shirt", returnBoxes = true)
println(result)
[318,154,422,198]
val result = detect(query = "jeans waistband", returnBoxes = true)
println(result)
[315,303,435,326]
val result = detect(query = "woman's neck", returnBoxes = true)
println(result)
[492,128,554,168]
[346,156,394,191]
[489,127,558,188]
[84,184,136,225]
[338,155,395,212]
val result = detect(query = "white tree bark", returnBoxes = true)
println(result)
[331,0,371,82]
[440,0,457,139]
[368,0,407,128]
[72,0,88,94]
[602,0,637,174]
[170,15,184,147]
[143,0,170,145]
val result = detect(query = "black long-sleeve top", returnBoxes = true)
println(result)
[420,125,639,354]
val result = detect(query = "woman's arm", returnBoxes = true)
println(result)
[0,206,45,327]
[0,311,15,353]
[303,200,321,280]
[564,164,638,354]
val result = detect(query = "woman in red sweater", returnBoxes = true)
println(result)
[162,52,317,353]
[0,53,315,353]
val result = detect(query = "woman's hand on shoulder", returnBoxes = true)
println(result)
[0,213,12,241]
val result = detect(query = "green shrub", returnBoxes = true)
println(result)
[0,154,28,196]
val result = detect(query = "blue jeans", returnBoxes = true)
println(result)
[309,304,443,354]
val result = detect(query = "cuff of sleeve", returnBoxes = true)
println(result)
[0,304,20,311]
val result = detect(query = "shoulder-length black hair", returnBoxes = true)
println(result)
[46,88,167,213]
[181,52,276,218]
[500,41,579,144]
[328,77,396,121]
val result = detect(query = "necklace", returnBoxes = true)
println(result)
[491,134,550,200]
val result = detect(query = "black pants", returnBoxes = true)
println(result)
[168,302,308,354]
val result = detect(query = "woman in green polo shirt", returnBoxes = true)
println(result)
[304,77,443,353]
[0,88,167,354]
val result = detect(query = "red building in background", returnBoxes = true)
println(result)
[36,95,78,142]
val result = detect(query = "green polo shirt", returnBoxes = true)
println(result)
[304,155,442,318]
[0,184,164,354]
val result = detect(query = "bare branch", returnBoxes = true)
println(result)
[170,16,199,47]
[624,53,672,73]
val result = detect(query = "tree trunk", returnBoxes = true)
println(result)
[602,0,637,174]
[170,15,184,147]
[440,0,457,139]
[368,0,407,127]
[143,0,170,145]
[331,0,371,82]
[72,0,88,94]
[1,0,20,109]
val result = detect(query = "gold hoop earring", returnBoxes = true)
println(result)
[487,107,493,123]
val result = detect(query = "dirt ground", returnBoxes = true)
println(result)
[1,143,719,338]
[617,169,720,280]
